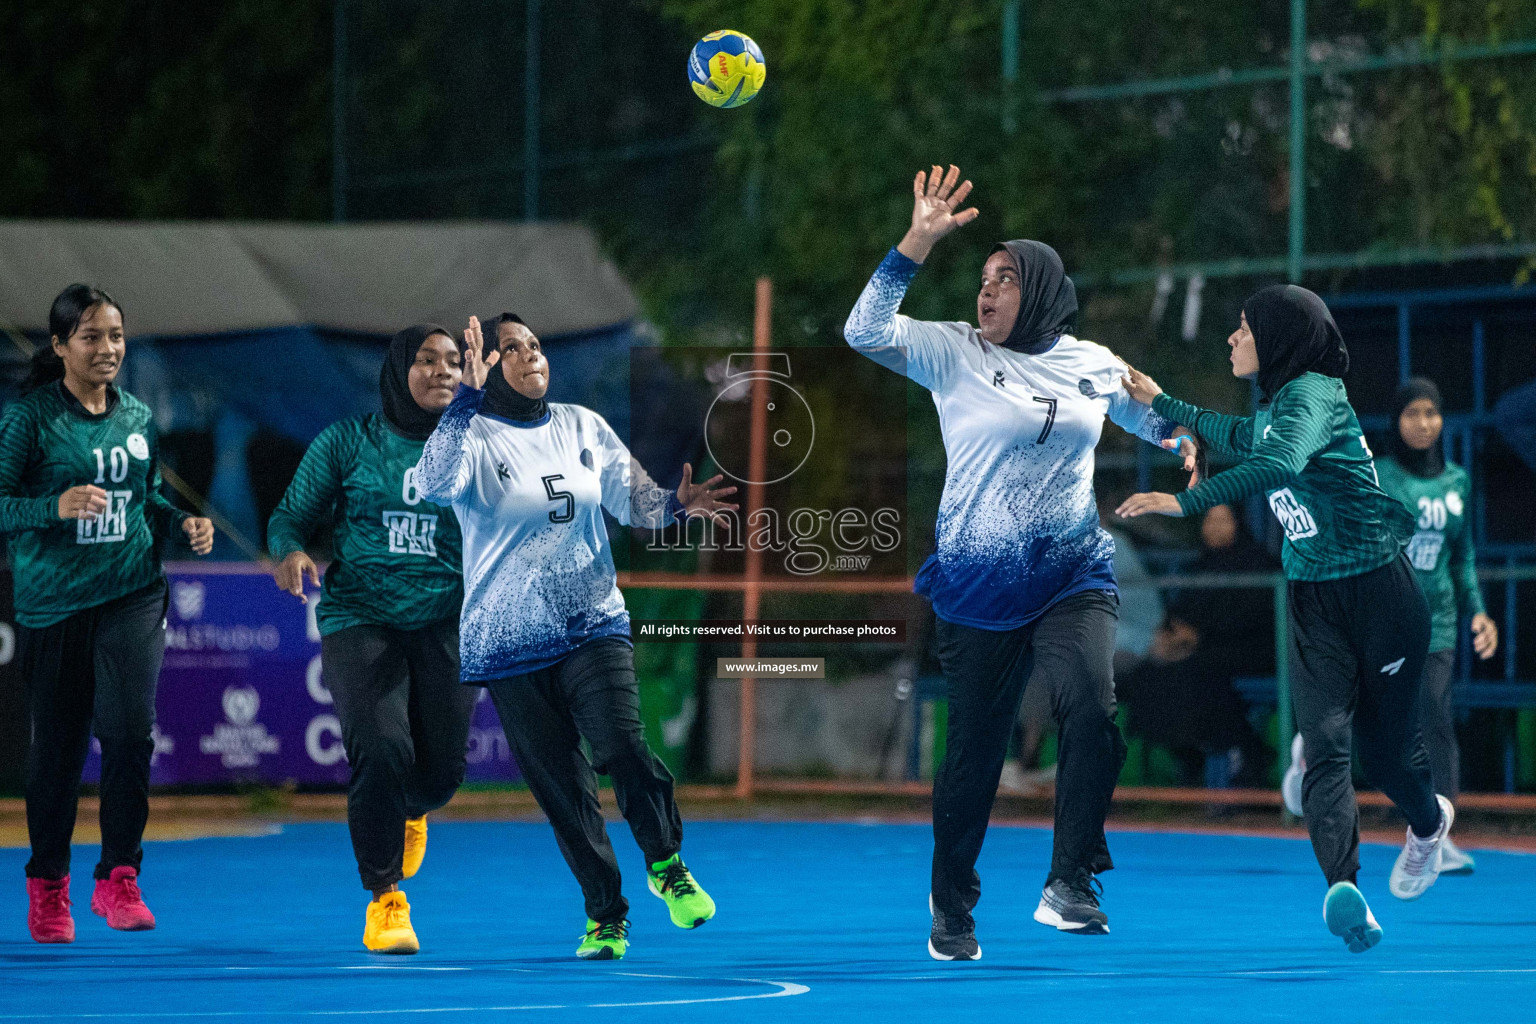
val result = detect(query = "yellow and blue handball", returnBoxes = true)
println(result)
[688,30,766,108]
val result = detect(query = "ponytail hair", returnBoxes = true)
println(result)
[25,284,123,394]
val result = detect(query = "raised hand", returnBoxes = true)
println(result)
[274,550,322,604]
[897,164,979,264]
[676,463,739,525]
[461,316,501,390]
[182,516,215,556]
[58,484,108,521]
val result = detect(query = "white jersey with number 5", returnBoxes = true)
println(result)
[415,385,680,681]
[845,248,1177,629]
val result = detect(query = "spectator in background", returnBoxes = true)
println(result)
[1377,377,1497,875]
[1115,504,1276,787]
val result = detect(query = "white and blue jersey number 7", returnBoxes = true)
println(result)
[1032,396,1057,444]
[542,474,575,523]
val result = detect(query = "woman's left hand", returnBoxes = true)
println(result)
[676,463,739,524]
[1115,492,1183,519]
[1121,363,1163,405]
[182,516,215,555]
[1163,433,1200,484]
[1471,612,1499,660]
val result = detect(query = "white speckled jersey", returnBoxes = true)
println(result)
[845,248,1176,630]
[414,386,681,680]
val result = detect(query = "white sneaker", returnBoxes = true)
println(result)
[1281,733,1305,817]
[1437,835,1476,875]
[1389,794,1454,901]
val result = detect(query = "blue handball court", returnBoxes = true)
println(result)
[2,821,1533,1023]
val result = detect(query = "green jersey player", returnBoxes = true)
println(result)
[1119,284,1452,953]
[1377,376,1497,874]
[1,285,214,944]
[267,324,477,955]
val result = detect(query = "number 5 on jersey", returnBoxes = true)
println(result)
[543,474,574,523]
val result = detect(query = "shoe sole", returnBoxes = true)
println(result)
[1033,904,1109,935]
[927,937,981,961]
[30,930,74,943]
[365,939,420,955]
[1324,884,1381,954]
[576,948,623,960]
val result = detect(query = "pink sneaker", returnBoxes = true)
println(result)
[27,876,75,943]
[91,867,156,931]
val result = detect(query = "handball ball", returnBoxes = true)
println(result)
[688,30,766,108]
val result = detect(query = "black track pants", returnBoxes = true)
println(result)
[1289,554,1441,887]
[322,621,477,893]
[1418,649,1459,802]
[931,590,1127,918]
[23,581,166,881]
[485,638,682,925]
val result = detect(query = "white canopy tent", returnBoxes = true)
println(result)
[0,220,637,338]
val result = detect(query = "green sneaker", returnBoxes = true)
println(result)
[575,918,629,960]
[646,853,716,929]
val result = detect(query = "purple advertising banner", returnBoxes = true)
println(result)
[81,563,519,786]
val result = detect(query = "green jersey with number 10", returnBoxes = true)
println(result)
[1154,373,1414,582]
[267,414,463,637]
[0,382,189,628]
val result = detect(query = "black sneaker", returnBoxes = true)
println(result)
[1033,869,1109,934]
[927,894,981,961]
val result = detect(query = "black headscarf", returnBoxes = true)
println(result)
[1387,376,1446,478]
[1244,284,1349,401]
[380,323,455,441]
[991,240,1079,354]
[479,312,549,423]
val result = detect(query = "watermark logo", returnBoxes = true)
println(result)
[172,581,205,620]
[704,352,816,486]
[199,685,280,768]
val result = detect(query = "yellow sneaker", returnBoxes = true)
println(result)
[363,892,420,954]
[403,816,427,879]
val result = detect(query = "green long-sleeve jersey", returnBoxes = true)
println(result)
[0,382,188,627]
[267,414,463,637]
[1376,457,1485,652]
[1153,373,1414,582]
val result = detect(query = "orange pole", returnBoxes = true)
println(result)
[736,276,772,799]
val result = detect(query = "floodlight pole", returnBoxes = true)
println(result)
[332,0,348,222]
[524,0,541,221]
[1288,0,1306,282]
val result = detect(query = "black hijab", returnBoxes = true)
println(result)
[1388,376,1446,478]
[1244,284,1349,401]
[991,240,1078,354]
[380,323,454,441]
[479,312,549,423]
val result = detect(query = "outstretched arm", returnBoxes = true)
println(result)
[1121,363,1254,458]
[593,416,736,528]
[1119,375,1335,520]
[843,165,978,391]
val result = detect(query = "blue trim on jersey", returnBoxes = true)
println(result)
[460,615,633,683]
[918,551,1118,631]
[479,409,552,429]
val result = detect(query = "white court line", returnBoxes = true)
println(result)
[0,976,809,1019]
[878,967,1536,980]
